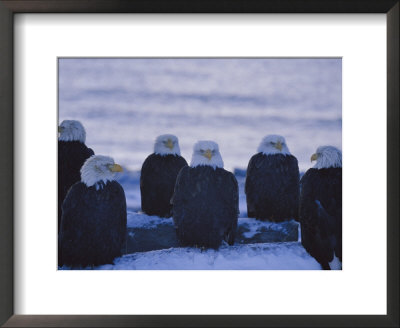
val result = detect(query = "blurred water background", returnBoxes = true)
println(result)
[58,58,341,172]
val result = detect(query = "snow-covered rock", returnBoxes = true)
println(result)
[125,212,299,254]
[59,169,312,270]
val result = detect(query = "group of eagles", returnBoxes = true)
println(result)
[58,120,342,270]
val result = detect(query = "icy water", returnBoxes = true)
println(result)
[58,58,342,172]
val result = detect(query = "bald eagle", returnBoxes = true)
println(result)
[140,134,188,217]
[172,141,239,249]
[59,155,127,268]
[58,120,94,232]
[299,146,342,270]
[245,135,299,222]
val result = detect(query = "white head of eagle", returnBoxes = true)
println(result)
[311,146,342,169]
[80,155,123,190]
[257,134,291,155]
[190,140,224,170]
[58,120,86,143]
[154,134,181,156]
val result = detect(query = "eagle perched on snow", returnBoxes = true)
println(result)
[140,134,188,217]
[59,155,127,268]
[172,141,239,249]
[299,146,342,270]
[245,135,299,222]
[58,120,94,232]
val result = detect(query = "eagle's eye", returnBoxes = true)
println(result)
[270,142,275,145]
[211,150,216,154]
[200,149,204,153]
[94,165,103,172]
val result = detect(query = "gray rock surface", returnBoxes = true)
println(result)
[124,212,299,254]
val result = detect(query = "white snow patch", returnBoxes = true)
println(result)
[127,211,174,229]
[94,242,320,270]
[329,254,342,270]
[239,218,298,239]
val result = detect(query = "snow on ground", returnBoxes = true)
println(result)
[238,218,296,239]
[127,211,171,229]
[61,242,320,270]
[96,242,320,270]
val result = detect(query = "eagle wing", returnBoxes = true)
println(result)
[299,169,342,268]
[218,170,239,245]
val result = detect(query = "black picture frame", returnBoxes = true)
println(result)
[0,1,398,327]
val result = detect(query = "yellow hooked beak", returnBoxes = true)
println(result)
[275,141,283,151]
[203,149,212,160]
[166,139,174,150]
[109,164,123,172]
[58,126,64,133]
[311,153,318,162]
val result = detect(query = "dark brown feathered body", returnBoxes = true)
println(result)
[58,141,94,231]
[299,168,342,270]
[59,181,127,268]
[140,153,188,217]
[172,166,239,249]
[245,153,299,222]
